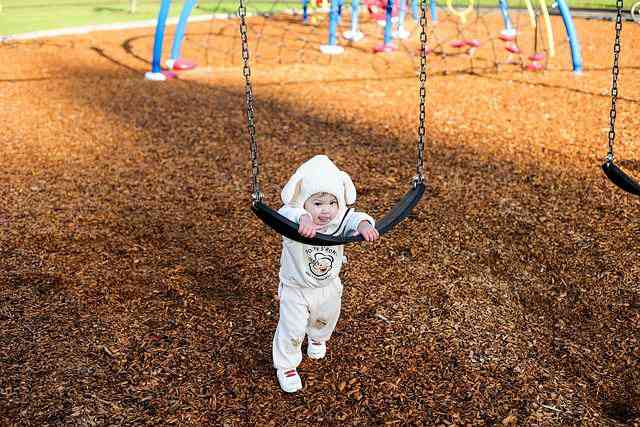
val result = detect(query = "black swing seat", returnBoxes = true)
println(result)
[251,181,426,246]
[602,160,640,197]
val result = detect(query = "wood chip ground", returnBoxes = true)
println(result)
[1,12,639,426]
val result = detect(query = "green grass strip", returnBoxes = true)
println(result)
[0,0,293,36]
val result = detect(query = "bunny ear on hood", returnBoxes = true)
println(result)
[340,171,357,205]
[281,169,304,206]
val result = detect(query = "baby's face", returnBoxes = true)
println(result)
[304,192,339,227]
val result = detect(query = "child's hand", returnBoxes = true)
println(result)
[298,214,322,238]
[356,221,379,242]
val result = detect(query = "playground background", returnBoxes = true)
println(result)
[0,0,637,35]
[1,2,640,426]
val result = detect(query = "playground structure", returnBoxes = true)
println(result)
[145,0,199,81]
[141,0,584,79]
[312,0,582,72]
[301,0,331,25]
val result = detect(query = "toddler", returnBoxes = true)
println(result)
[273,155,379,393]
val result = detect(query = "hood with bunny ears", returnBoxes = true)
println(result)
[281,155,356,212]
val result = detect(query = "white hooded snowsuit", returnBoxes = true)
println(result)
[272,155,375,370]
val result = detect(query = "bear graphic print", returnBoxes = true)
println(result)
[305,247,338,281]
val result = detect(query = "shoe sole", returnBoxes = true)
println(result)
[282,385,302,393]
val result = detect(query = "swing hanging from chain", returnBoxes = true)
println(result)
[601,0,640,197]
[237,0,428,246]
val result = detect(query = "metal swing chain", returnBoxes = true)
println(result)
[238,0,262,202]
[416,0,428,184]
[606,0,623,162]
[240,0,428,192]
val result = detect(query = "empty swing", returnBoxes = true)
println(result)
[601,0,640,197]
[236,0,429,246]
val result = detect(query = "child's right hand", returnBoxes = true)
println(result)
[298,214,322,238]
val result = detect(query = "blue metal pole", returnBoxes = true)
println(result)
[411,0,418,20]
[303,0,309,23]
[383,0,394,45]
[429,0,437,22]
[498,0,513,32]
[170,0,197,61]
[397,0,407,33]
[555,0,583,73]
[328,0,340,45]
[151,0,171,73]
[351,0,360,33]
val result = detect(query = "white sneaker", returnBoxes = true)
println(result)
[307,340,326,359]
[277,368,302,393]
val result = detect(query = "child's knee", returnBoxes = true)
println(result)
[316,296,341,319]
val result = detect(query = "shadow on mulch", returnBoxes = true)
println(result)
[1,59,639,425]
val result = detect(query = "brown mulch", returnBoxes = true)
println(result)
[1,12,639,426]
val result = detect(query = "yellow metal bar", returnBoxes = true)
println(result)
[538,0,556,57]
[446,0,474,24]
[524,0,536,28]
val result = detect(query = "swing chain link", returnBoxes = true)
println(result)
[606,0,623,162]
[239,0,428,194]
[415,0,428,185]
[238,0,262,203]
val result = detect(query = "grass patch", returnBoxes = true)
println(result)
[0,0,295,36]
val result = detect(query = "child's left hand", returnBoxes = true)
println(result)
[356,221,379,242]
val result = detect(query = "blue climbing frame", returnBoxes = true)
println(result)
[555,0,583,73]
[169,0,198,63]
[435,0,583,73]
[150,0,172,74]
[149,0,197,74]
